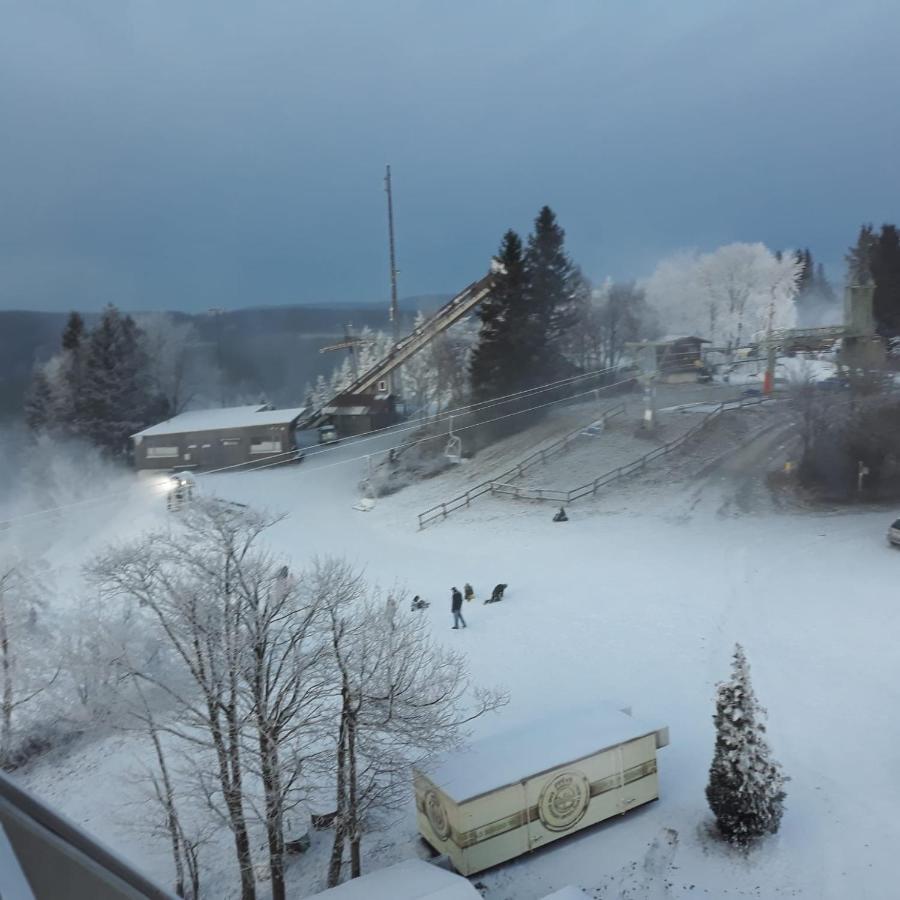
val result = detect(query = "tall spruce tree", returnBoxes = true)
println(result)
[523,206,577,378]
[23,369,54,432]
[61,311,85,352]
[871,224,900,335]
[706,644,787,846]
[469,230,529,402]
[846,224,877,283]
[78,306,168,453]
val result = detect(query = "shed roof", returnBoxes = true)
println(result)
[419,704,666,803]
[306,859,479,899]
[132,404,308,439]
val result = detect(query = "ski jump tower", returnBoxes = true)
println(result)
[300,271,494,435]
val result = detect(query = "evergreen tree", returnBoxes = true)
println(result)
[77,306,168,453]
[469,230,528,402]
[23,368,54,432]
[871,224,900,335]
[61,311,85,352]
[845,224,877,283]
[706,644,787,846]
[523,206,578,376]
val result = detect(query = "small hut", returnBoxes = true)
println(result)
[414,704,669,876]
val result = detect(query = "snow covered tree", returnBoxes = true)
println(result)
[706,644,786,846]
[136,312,209,415]
[24,306,169,451]
[0,562,56,766]
[23,369,54,432]
[91,502,329,900]
[400,311,439,415]
[77,305,169,453]
[645,243,800,349]
[312,558,507,887]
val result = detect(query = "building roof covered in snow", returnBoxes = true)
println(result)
[306,859,479,899]
[419,704,667,803]
[132,404,308,439]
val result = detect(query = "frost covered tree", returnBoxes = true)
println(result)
[0,562,56,766]
[400,311,439,414]
[706,644,786,846]
[312,558,507,887]
[645,243,800,349]
[24,305,169,453]
[136,313,211,414]
[91,502,328,900]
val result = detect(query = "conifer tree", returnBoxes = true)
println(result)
[706,644,787,846]
[23,369,54,432]
[469,230,527,402]
[61,311,85,352]
[846,224,877,283]
[78,305,167,453]
[523,206,578,376]
[871,224,900,335]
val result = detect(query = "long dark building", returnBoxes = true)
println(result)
[131,403,308,472]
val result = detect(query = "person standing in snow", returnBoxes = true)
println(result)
[451,587,466,629]
[464,583,475,602]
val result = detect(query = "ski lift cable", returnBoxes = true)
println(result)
[0,369,623,529]
[0,354,715,532]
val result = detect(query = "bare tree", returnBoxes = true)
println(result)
[0,562,57,765]
[128,678,209,899]
[90,502,274,900]
[310,558,508,887]
[136,313,205,414]
[90,501,330,900]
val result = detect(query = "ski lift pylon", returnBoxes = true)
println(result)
[444,416,462,464]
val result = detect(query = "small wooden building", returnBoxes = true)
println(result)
[131,403,308,472]
[414,705,668,876]
[306,859,479,899]
[321,392,396,436]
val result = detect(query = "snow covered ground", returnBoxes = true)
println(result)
[3,394,900,899]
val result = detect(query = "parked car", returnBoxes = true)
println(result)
[888,518,900,547]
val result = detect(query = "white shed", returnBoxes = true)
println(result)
[414,704,669,876]
[305,859,479,899]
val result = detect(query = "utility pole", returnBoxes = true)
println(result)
[763,292,776,396]
[208,307,225,407]
[384,165,400,343]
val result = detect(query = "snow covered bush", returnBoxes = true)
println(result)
[706,643,786,846]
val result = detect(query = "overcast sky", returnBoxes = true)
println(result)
[1,1,898,312]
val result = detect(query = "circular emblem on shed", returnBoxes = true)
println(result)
[424,790,451,842]
[537,770,591,832]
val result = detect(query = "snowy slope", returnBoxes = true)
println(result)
[4,401,900,899]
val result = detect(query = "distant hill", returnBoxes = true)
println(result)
[0,296,451,421]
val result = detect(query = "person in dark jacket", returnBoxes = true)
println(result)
[485,583,507,604]
[451,587,466,629]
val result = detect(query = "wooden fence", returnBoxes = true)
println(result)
[416,402,625,529]
[417,396,770,527]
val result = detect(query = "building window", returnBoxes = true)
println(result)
[221,438,240,446]
[250,439,282,454]
[377,379,388,392]
[147,446,179,459]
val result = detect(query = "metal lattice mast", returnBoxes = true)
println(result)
[385,164,400,343]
